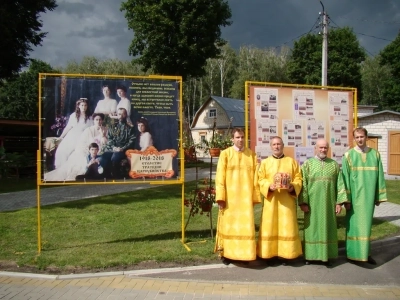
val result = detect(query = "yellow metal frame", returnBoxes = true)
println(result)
[182,81,358,254]
[36,73,184,253]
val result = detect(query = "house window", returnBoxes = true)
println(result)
[208,109,217,118]
[200,135,206,145]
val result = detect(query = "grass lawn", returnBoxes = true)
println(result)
[0,161,215,194]
[386,180,400,205]
[0,179,399,273]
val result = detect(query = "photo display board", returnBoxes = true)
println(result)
[249,84,354,166]
[39,74,182,184]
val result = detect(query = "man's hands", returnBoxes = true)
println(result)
[269,183,294,192]
[300,204,309,213]
[112,147,122,152]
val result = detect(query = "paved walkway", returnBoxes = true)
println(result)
[0,168,214,212]
[1,171,400,299]
[1,273,400,299]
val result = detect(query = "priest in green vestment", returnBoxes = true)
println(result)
[342,127,387,264]
[299,139,348,266]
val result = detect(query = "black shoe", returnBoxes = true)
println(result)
[347,258,356,264]
[325,260,332,267]
[221,257,231,265]
[279,259,289,266]
[367,256,377,265]
[263,257,278,266]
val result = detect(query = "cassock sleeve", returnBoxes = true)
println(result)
[258,159,272,198]
[298,160,309,205]
[376,151,388,203]
[215,149,228,202]
[341,152,352,203]
[252,154,262,204]
[291,159,302,197]
[335,162,349,204]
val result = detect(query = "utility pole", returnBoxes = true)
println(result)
[320,1,328,86]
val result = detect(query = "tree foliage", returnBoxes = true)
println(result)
[287,27,366,91]
[0,59,58,120]
[202,44,237,98]
[360,56,392,109]
[378,32,400,112]
[120,0,232,80]
[287,33,321,85]
[215,44,237,97]
[230,46,290,99]
[63,56,149,76]
[0,0,57,80]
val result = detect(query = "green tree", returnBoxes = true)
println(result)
[203,58,218,96]
[379,33,400,112]
[0,59,58,120]
[288,27,366,91]
[183,76,202,124]
[287,34,321,85]
[202,44,237,98]
[120,0,232,80]
[0,0,57,80]
[360,56,392,110]
[230,46,290,99]
[63,56,150,76]
[215,44,237,97]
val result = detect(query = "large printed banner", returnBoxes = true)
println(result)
[250,85,354,166]
[40,74,181,183]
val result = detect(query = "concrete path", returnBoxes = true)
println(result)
[373,201,400,227]
[1,272,399,299]
[0,168,214,212]
[1,169,400,299]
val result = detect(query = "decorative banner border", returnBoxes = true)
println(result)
[126,146,177,178]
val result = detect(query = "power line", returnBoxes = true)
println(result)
[329,17,394,43]
[328,17,392,56]
[270,15,321,50]
[308,14,322,34]
[353,32,393,42]
[328,25,374,56]
[336,16,400,25]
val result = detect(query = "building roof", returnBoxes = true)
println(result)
[358,110,400,119]
[357,105,379,109]
[191,95,245,128]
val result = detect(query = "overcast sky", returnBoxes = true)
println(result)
[30,0,400,68]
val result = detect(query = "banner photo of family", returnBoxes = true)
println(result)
[40,75,181,183]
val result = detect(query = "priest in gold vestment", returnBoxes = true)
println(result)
[257,136,303,264]
[214,128,261,265]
